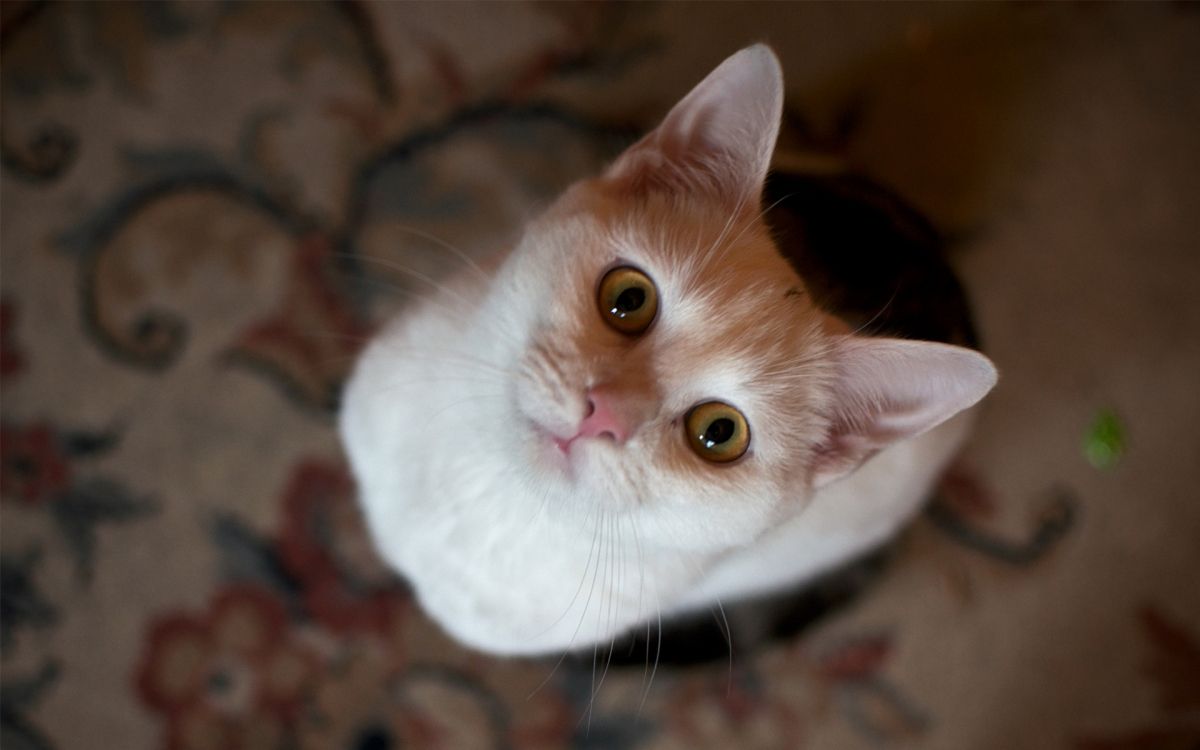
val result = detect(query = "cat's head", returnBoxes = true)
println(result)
[487,45,996,552]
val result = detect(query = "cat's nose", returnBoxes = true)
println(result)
[575,387,632,444]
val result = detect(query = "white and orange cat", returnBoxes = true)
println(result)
[339,45,996,655]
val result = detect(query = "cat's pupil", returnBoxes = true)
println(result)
[704,418,734,447]
[614,287,645,312]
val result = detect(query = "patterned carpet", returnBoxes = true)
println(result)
[3,3,1199,749]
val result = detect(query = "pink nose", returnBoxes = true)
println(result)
[575,388,630,444]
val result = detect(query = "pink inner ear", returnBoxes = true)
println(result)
[603,44,784,210]
[812,338,998,487]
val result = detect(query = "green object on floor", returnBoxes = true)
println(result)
[1084,409,1126,470]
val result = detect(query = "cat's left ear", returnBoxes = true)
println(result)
[603,44,783,213]
[811,338,998,489]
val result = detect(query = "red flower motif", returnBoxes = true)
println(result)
[229,234,371,412]
[1,422,70,506]
[666,673,805,749]
[936,463,996,521]
[299,654,508,750]
[508,687,573,750]
[0,298,25,377]
[134,585,318,750]
[1072,605,1200,748]
[276,459,408,636]
[1139,604,1200,712]
[813,635,892,684]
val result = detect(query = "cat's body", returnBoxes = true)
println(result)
[340,46,996,656]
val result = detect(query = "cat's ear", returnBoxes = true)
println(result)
[603,44,783,212]
[811,338,998,488]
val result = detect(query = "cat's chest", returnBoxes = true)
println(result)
[390,484,700,654]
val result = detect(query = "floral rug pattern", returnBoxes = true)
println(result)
[3,3,1199,749]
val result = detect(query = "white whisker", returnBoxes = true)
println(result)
[336,252,521,348]
[419,393,507,424]
[639,593,663,715]
[528,503,601,641]
[701,190,747,262]
[593,514,622,699]
[712,192,792,264]
[713,597,734,697]
[581,511,612,734]
[527,508,606,702]
[848,284,902,338]
[380,224,493,283]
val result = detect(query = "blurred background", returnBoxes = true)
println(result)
[2,2,1198,748]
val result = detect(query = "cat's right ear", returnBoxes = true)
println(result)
[602,44,783,214]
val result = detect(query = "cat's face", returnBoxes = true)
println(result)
[494,188,833,552]
[477,46,995,555]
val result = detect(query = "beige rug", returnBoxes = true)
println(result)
[3,3,1198,748]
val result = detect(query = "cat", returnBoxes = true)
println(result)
[338,44,997,656]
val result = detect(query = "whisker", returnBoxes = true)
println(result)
[288,330,375,346]
[593,514,621,699]
[336,263,477,323]
[639,594,663,715]
[629,514,646,622]
[700,190,747,262]
[313,333,512,384]
[527,503,601,641]
[342,264,525,351]
[713,192,792,263]
[370,343,510,374]
[628,516,652,701]
[847,283,902,338]
[713,597,734,697]
[586,641,598,736]
[374,375,506,393]
[526,508,605,701]
[419,393,507,424]
[310,350,509,386]
[334,252,521,348]
[335,251,464,301]
[518,471,555,540]
[581,511,611,735]
[379,223,493,284]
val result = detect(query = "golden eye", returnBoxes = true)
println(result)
[597,266,658,335]
[684,401,750,463]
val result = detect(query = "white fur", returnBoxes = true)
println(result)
[339,46,997,655]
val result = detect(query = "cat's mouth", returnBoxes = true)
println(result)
[526,419,576,476]
[527,417,620,482]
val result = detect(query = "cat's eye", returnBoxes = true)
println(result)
[684,401,750,463]
[597,266,658,335]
